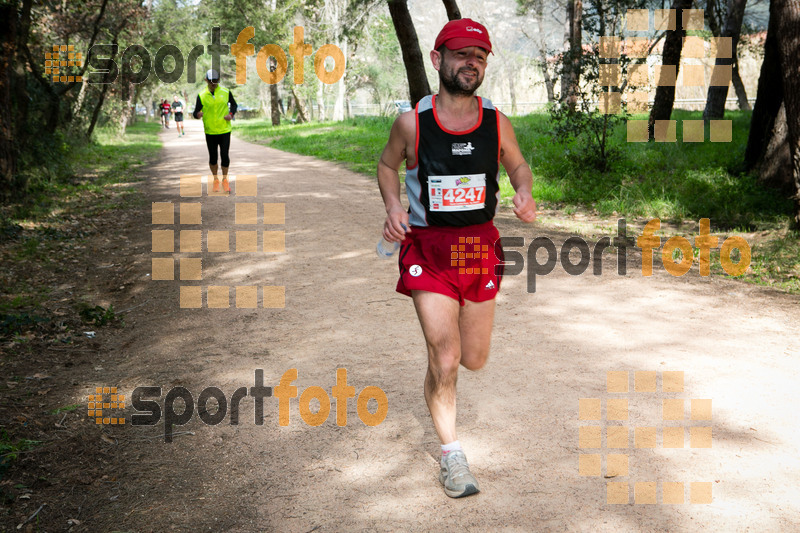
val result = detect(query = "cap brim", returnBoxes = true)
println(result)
[443,37,493,54]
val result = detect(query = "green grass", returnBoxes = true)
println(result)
[235,116,394,176]
[49,404,81,415]
[738,229,800,292]
[0,429,41,463]
[1,121,161,328]
[508,109,793,227]
[6,122,160,224]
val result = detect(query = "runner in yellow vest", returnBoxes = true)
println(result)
[192,69,238,193]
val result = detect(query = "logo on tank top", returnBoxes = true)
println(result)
[451,142,475,156]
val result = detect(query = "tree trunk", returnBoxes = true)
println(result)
[131,84,142,125]
[333,36,347,121]
[317,83,326,121]
[290,86,308,123]
[87,83,111,139]
[509,70,517,116]
[117,81,135,133]
[12,0,33,154]
[706,0,722,36]
[744,2,785,175]
[772,0,800,224]
[270,84,281,126]
[0,1,19,200]
[561,0,582,111]
[758,103,792,193]
[388,0,431,107]
[86,35,121,139]
[442,0,461,20]
[703,0,747,119]
[71,77,88,124]
[258,82,269,119]
[648,0,693,138]
[286,95,295,118]
[535,9,556,103]
[731,61,751,110]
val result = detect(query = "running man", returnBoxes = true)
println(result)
[192,69,237,193]
[160,99,171,129]
[377,18,536,498]
[172,95,185,137]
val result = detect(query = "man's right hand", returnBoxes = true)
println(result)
[384,206,410,243]
[196,111,203,118]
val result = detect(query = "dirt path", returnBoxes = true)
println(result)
[12,117,800,531]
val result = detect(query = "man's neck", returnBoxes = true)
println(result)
[435,90,477,114]
[434,90,479,132]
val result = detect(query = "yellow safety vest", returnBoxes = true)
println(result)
[199,86,231,135]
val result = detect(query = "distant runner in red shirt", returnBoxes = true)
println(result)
[160,99,171,129]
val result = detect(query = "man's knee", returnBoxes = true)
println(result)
[460,352,489,371]
[427,345,460,382]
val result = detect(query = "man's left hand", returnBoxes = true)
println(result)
[224,113,232,121]
[512,192,537,223]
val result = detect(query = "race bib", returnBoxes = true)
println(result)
[173,104,182,113]
[428,174,486,212]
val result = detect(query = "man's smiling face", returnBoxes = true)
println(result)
[437,46,487,97]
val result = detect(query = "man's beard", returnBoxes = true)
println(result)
[439,60,483,97]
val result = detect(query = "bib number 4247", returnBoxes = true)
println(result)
[428,173,487,212]
[442,186,485,205]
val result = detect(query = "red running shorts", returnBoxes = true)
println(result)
[396,220,504,306]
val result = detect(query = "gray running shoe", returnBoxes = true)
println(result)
[439,450,480,498]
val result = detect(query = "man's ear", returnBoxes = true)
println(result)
[430,49,442,71]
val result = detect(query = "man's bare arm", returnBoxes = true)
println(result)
[498,113,537,223]
[377,112,415,241]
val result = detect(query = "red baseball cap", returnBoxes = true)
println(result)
[434,18,493,54]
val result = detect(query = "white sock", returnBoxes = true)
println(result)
[441,440,462,456]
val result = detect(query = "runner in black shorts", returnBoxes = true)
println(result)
[377,18,537,498]
[193,69,237,193]
[172,95,185,137]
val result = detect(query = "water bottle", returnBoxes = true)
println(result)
[376,236,400,259]
[376,223,407,259]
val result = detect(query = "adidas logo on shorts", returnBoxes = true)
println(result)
[485,280,495,290]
